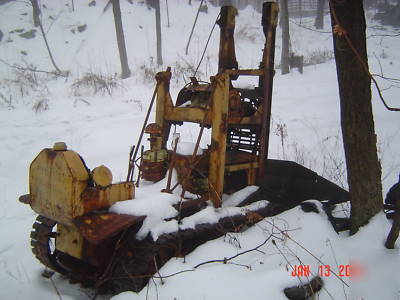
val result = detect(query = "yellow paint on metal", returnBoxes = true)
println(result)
[106,182,135,205]
[225,69,264,76]
[53,142,67,151]
[92,165,113,187]
[165,106,210,124]
[80,182,135,214]
[56,224,84,259]
[225,162,259,173]
[208,73,230,208]
[29,149,89,226]
[64,150,90,181]
[142,149,168,162]
[29,148,135,227]
[270,2,279,28]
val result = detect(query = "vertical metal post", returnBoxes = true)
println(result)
[208,74,229,208]
[216,6,238,74]
[257,2,278,181]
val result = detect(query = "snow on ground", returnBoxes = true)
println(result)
[0,0,399,299]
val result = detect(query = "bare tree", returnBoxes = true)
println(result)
[155,0,163,65]
[314,0,325,29]
[111,0,131,78]
[30,0,40,27]
[28,0,63,74]
[280,0,290,74]
[329,0,382,234]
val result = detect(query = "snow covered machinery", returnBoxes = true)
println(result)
[130,3,279,207]
[19,2,348,294]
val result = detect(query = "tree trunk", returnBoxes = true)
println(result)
[298,0,303,20]
[155,0,163,65]
[314,0,325,29]
[280,0,290,75]
[385,199,400,249]
[329,0,382,235]
[30,0,41,27]
[111,0,131,79]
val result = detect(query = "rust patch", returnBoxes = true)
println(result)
[210,139,219,152]
[81,187,101,213]
[73,212,146,244]
[44,148,57,162]
[140,160,167,182]
[220,112,228,132]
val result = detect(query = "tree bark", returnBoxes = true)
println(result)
[155,0,163,65]
[385,191,400,248]
[30,0,41,27]
[111,0,131,79]
[280,0,290,74]
[329,0,382,235]
[314,0,325,29]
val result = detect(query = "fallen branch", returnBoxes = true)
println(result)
[0,58,63,76]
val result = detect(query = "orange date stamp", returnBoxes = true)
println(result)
[290,263,365,278]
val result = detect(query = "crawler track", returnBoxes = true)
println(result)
[30,215,67,274]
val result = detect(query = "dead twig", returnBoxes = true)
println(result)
[367,33,400,39]
[282,240,336,300]
[0,58,62,76]
[264,219,349,287]
[49,277,63,300]
[193,235,272,269]
[327,239,348,299]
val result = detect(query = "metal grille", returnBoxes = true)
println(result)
[227,126,260,154]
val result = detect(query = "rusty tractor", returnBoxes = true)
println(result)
[19,2,347,294]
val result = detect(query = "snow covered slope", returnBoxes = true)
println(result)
[0,0,399,299]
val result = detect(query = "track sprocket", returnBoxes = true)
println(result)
[30,215,67,274]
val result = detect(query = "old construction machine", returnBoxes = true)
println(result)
[19,2,348,294]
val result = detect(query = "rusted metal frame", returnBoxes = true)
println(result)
[164,106,210,125]
[167,151,206,194]
[179,121,207,199]
[136,145,145,187]
[127,70,166,181]
[167,96,212,196]
[217,6,238,75]
[228,113,262,125]
[257,2,278,182]
[161,137,179,193]
[225,150,259,185]
[155,69,173,150]
[225,69,264,76]
[164,105,263,126]
[174,100,210,200]
[73,213,145,245]
[225,162,259,172]
[80,182,135,217]
[208,73,230,208]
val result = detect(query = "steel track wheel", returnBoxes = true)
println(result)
[30,215,67,274]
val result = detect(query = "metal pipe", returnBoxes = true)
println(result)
[127,80,161,181]
[258,2,278,181]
